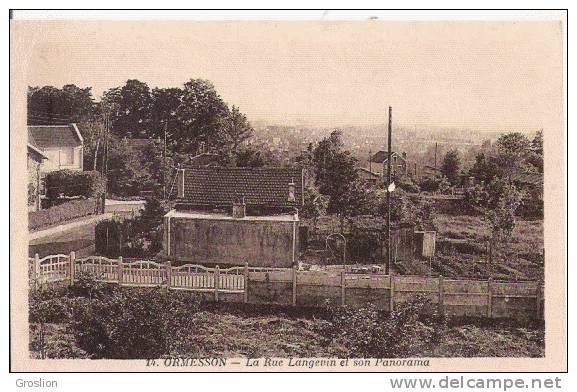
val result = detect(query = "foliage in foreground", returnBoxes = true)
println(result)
[72,287,201,359]
[321,294,447,358]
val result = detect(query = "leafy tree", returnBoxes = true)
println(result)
[468,152,502,185]
[106,137,155,196]
[440,149,461,185]
[28,84,95,124]
[300,171,329,232]
[175,79,229,154]
[103,79,153,138]
[486,182,525,242]
[495,132,532,178]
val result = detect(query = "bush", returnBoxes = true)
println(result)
[419,175,451,194]
[95,198,166,258]
[322,294,446,357]
[71,288,201,359]
[68,271,112,299]
[45,170,106,200]
[28,198,98,231]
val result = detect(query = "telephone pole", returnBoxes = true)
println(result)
[386,106,392,275]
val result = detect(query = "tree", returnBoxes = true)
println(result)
[103,79,153,138]
[106,137,155,197]
[495,132,532,178]
[174,79,229,154]
[300,171,329,232]
[440,149,461,185]
[28,84,95,124]
[486,182,525,242]
[468,152,502,185]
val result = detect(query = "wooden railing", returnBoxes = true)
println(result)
[28,253,544,321]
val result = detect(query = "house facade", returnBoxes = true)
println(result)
[164,166,304,267]
[369,150,408,177]
[28,124,84,173]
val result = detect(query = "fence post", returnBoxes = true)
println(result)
[214,265,220,302]
[69,251,76,286]
[244,262,249,303]
[487,277,493,318]
[292,265,297,306]
[117,256,123,285]
[389,274,395,312]
[34,253,40,291]
[340,270,346,306]
[165,261,172,289]
[438,275,445,315]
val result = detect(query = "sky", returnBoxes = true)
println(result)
[14,20,564,130]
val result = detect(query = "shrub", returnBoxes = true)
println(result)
[95,198,166,258]
[68,271,111,299]
[28,198,98,231]
[322,294,446,358]
[71,288,201,359]
[419,175,451,194]
[396,175,421,193]
[45,170,106,200]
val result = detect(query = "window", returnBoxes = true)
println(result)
[61,148,74,165]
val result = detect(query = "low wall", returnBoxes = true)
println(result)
[30,253,544,322]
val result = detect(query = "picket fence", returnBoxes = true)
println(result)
[29,253,544,321]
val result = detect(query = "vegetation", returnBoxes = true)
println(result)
[29,286,544,359]
[28,198,98,231]
[440,149,461,185]
[322,295,447,358]
[44,170,106,201]
[95,197,167,258]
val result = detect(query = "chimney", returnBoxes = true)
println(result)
[232,197,246,218]
[288,179,296,203]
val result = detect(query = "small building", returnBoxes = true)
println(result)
[356,167,381,185]
[369,151,408,177]
[164,166,304,267]
[28,124,84,173]
[510,172,544,201]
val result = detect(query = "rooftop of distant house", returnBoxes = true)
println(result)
[177,166,304,211]
[28,124,83,149]
[369,150,407,163]
[510,171,543,187]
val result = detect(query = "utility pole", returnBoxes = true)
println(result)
[386,106,392,275]
[368,149,372,172]
[434,142,438,170]
[163,119,168,200]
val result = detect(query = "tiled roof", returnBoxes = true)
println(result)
[370,151,405,163]
[28,124,82,149]
[510,172,543,186]
[179,166,303,210]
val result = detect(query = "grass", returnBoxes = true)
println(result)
[30,301,544,359]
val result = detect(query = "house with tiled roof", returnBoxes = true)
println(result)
[369,150,408,177]
[164,166,303,268]
[28,124,84,173]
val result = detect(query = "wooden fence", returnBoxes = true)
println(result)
[29,253,544,321]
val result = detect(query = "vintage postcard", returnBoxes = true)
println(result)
[9,12,566,372]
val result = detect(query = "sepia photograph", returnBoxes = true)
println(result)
[9,10,566,373]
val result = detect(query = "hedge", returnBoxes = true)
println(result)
[45,170,106,200]
[29,198,98,231]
